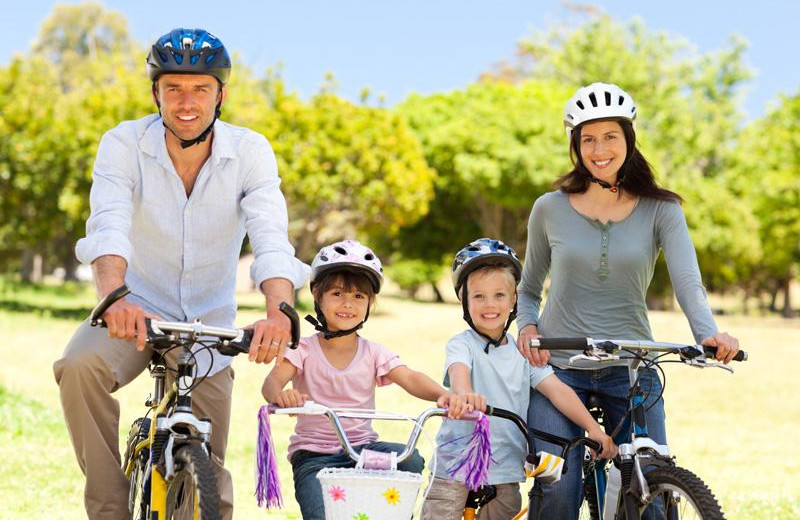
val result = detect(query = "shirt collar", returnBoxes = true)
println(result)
[139,115,237,167]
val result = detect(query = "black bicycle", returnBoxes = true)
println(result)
[528,338,747,520]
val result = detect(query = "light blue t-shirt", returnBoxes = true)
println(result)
[434,329,554,484]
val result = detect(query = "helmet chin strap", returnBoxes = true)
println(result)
[305,301,369,340]
[460,280,518,354]
[162,104,221,149]
[587,170,624,193]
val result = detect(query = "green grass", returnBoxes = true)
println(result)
[0,282,798,519]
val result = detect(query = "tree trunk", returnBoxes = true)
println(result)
[20,248,44,283]
[781,276,795,318]
[430,281,444,303]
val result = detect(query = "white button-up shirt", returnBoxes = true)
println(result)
[76,114,310,374]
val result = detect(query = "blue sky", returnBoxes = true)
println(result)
[3,1,798,119]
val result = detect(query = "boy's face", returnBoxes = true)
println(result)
[317,279,370,333]
[466,269,517,339]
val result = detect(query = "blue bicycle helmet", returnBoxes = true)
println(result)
[146,28,231,84]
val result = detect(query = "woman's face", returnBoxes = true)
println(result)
[578,120,627,183]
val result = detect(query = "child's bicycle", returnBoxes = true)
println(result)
[263,402,599,520]
[524,337,748,520]
[89,285,299,520]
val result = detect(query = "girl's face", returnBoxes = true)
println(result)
[318,283,370,332]
[578,120,627,183]
[466,269,517,339]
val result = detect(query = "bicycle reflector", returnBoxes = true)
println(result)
[525,451,565,484]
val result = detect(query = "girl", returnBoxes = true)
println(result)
[263,239,475,520]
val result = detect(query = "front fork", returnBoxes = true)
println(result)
[149,350,213,514]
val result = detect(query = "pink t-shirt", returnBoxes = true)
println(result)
[283,334,406,458]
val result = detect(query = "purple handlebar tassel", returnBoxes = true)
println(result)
[255,405,283,509]
[446,412,492,490]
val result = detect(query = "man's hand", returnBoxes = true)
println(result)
[102,298,149,351]
[248,309,292,364]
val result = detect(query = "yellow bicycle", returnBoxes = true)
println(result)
[90,285,299,519]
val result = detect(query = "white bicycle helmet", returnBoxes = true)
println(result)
[564,82,637,139]
[310,239,383,293]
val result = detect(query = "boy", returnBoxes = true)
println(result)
[421,238,616,520]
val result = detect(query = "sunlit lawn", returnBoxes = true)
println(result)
[0,281,797,519]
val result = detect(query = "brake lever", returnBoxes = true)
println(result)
[684,358,735,373]
[569,348,619,364]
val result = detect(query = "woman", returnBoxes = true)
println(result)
[516,82,740,519]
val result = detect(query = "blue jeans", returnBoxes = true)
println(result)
[528,366,667,520]
[290,441,425,520]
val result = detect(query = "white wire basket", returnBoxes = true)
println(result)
[317,467,424,520]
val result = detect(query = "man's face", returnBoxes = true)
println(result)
[154,74,225,142]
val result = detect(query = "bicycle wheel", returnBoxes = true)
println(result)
[616,465,724,520]
[578,457,602,520]
[164,442,220,520]
[124,418,150,520]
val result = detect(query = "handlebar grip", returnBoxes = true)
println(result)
[703,346,748,361]
[279,302,300,349]
[584,438,602,453]
[217,328,254,356]
[532,337,589,350]
[89,285,131,326]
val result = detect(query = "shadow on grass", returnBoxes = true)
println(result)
[0,299,92,320]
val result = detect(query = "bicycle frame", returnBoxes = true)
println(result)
[530,337,747,519]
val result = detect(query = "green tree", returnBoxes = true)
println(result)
[733,92,800,317]
[394,80,572,261]
[246,73,436,262]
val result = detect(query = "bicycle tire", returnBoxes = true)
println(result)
[579,464,601,520]
[616,465,724,520]
[124,417,150,520]
[164,442,220,520]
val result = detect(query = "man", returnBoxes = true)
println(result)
[53,28,309,519]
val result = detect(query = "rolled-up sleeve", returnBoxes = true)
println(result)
[75,130,136,265]
[240,135,310,290]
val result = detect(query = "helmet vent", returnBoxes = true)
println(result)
[619,95,625,106]
[334,246,347,255]
[588,92,598,107]
[576,100,585,110]
[182,37,192,49]
[604,91,611,106]
[364,253,374,260]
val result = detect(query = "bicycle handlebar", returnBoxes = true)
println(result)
[530,337,747,362]
[89,284,301,355]
[266,402,601,472]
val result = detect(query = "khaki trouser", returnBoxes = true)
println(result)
[53,319,234,520]
[421,477,521,520]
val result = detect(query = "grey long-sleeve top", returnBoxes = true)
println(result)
[517,190,717,369]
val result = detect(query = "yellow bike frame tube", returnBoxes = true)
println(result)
[148,382,178,516]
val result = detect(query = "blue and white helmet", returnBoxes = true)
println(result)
[146,28,231,84]
[451,238,522,297]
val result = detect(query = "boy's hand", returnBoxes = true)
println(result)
[587,427,618,459]
[440,392,487,419]
[271,389,308,409]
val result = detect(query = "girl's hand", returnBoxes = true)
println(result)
[701,332,740,364]
[518,324,549,367]
[272,389,308,408]
[587,427,618,459]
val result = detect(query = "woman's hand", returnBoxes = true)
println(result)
[701,332,740,364]
[518,324,550,366]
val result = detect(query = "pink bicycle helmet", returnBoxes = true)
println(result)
[310,239,384,293]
